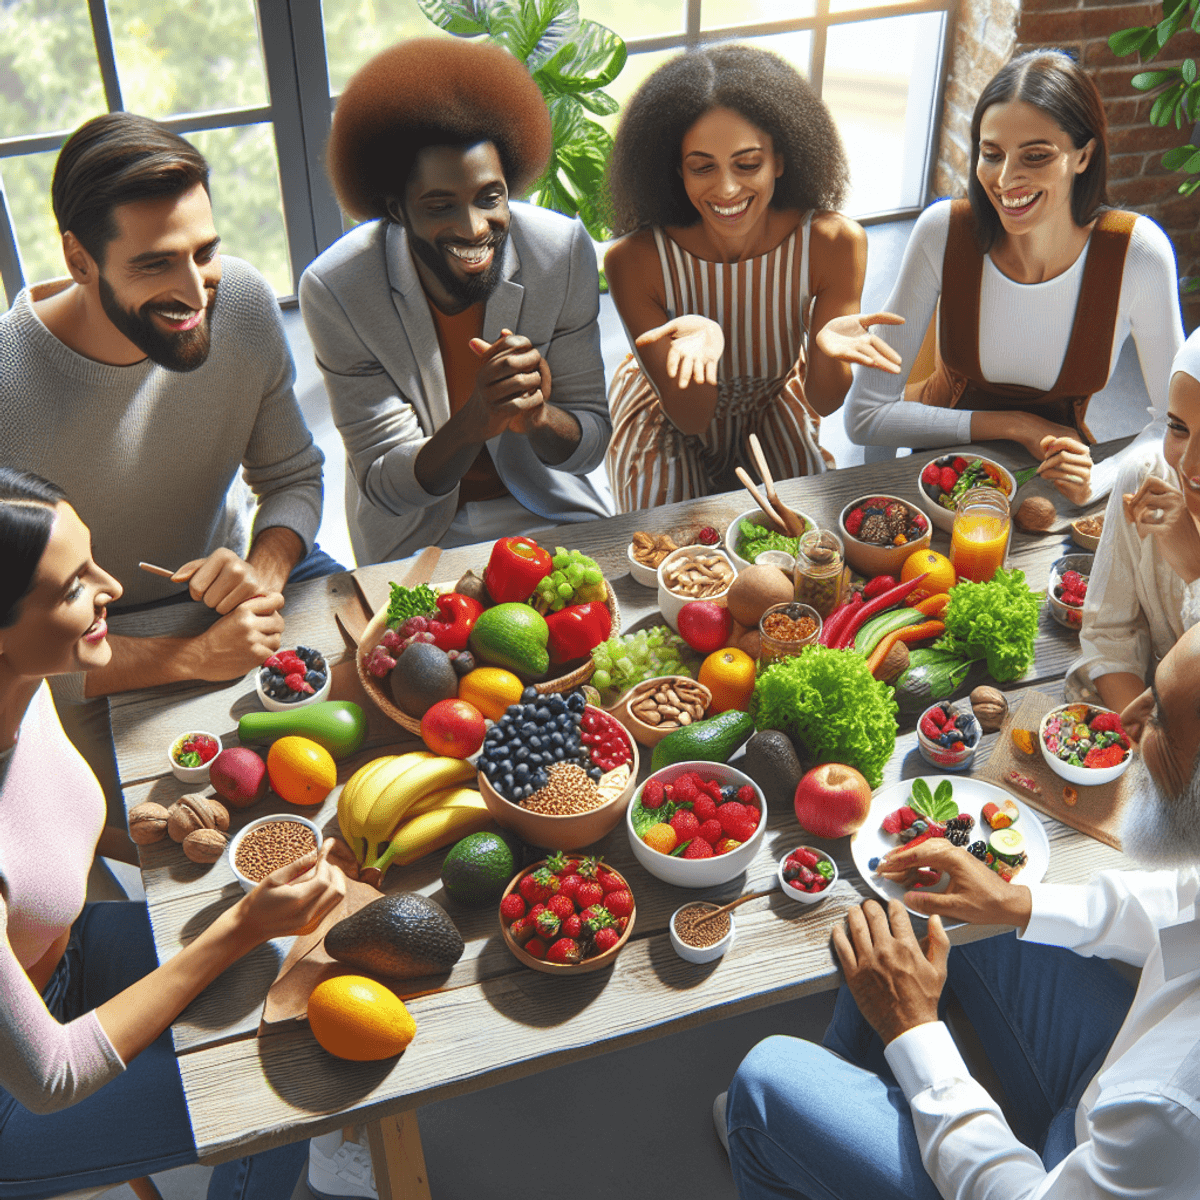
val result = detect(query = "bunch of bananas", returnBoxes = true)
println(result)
[337,752,491,878]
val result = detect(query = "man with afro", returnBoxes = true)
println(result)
[301,39,611,564]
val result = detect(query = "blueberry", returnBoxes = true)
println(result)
[527,735,541,750]
[911,820,928,834]
[304,670,323,689]
[500,759,513,774]
[588,766,602,781]
[311,654,326,672]
[720,785,739,804]
[548,694,567,714]
[868,856,881,871]
[551,731,564,748]
[783,865,801,882]
[522,687,539,702]
[567,692,585,712]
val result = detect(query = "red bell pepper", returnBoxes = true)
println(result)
[544,602,612,665]
[428,593,483,652]
[484,537,553,604]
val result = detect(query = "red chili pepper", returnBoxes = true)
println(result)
[834,574,928,649]
[544,602,612,665]
[484,537,554,604]
[428,592,484,652]
[863,575,898,600]
[818,592,862,647]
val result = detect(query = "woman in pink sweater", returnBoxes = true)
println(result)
[0,469,345,1196]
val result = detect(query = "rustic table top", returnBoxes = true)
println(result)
[113,443,1132,1165]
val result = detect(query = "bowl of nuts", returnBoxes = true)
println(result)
[628,532,680,587]
[839,494,931,578]
[228,813,323,891]
[657,544,736,633]
[670,900,735,963]
[611,675,712,748]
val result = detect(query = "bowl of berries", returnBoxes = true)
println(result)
[777,846,837,904]
[916,701,982,772]
[916,454,1018,533]
[1047,555,1092,630]
[626,762,767,887]
[256,646,331,711]
[167,731,222,784]
[839,495,931,578]
[499,854,636,974]
[1039,703,1132,787]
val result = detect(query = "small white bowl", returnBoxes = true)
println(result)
[778,846,838,904]
[656,544,735,633]
[1047,554,1093,631]
[670,902,735,963]
[626,542,661,588]
[725,507,814,572]
[1039,703,1132,787]
[167,731,223,784]
[915,454,1018,534]
[227,813,324,892]
[255,659,332,712]
[915,702,980,772]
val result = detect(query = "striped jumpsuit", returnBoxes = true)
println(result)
[606,217,826,514]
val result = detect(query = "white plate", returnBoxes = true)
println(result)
[850,775,1049,917]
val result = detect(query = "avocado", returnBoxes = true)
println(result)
[651,710,755,771]
[389,642,459,718]
[468,604,550,679]
[741,730,805,809]
[324,893,464,979]
[237,701,366,760]
[441,831,517,906]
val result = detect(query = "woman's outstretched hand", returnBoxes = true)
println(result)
[1124,474,1200,584]
[635,315,724,389]
[814,312,905,373]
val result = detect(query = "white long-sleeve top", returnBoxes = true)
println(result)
[884,868,1200,1199]
[843,201,1183,481]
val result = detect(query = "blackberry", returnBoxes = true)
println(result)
[947,827,971,847]
[967,840,989,861]
[946,814,975,832]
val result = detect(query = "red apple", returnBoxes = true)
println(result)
[793,763,872,839]
[420,698,486,759]
[677,601,733,655]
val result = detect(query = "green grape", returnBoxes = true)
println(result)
[583,566,603,585]
[592,669,611,690]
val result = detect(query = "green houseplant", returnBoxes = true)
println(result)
[417,0,626,241]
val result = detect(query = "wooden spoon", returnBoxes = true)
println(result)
[748,433,810,539]
[691,887,774,926]
[734,466,788,533]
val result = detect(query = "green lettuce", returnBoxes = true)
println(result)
[385,582,438,627]
[749,646,898,788]
[934,568,1041,683]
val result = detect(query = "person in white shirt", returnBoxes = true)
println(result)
[721,622,1200,1199]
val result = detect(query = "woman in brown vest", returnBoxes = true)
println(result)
[841,50,1184,504]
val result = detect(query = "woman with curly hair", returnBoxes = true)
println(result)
[604,43,898,510]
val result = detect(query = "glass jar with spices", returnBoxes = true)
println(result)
[758,602,822,668]
[950,487,1011,583]
[793,529,846,618]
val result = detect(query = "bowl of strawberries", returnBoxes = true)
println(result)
[499,854,636,974]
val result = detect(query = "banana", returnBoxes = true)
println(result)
[373,795,493,876]
[403,785,482,821]
[360,756,476,867]
[337,752,431,857]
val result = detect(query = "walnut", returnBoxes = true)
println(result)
[167,793,230,842]
[182,828,227,864]
[1015,496,1056,533]
[969,686,1009,733]
[128,802,170,844]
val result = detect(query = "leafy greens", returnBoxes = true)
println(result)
[934,568,1041,683]
[909,778,958,822]
[385,582,438,628]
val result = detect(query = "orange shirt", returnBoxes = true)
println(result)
[426,300,509,506]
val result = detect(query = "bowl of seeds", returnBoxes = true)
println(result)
[670,901,735,963]
[657,544,736,633]
[611,675,712,749]
[227,813,323,892]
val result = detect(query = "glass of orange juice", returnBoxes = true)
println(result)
[950,487,1011,582]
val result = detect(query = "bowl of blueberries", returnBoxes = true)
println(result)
[916,701,981,771]
[255,646,331,711]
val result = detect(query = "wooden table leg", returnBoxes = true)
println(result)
[366,1111,432,1200]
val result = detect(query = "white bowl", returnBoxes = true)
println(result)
[777,846,838,905]
[227,813,324,892]
[670,902,736,963]
[656,544,735,633]
[915,454,1018,533]
[725,507,814,572]
[167,731,223,784]
[255,657,332,712]
[626,761,767,887]
[626,542,661,588]
[1047,554,1093,631]
[1039,703,1133,787]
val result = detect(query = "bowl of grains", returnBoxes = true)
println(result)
[657,544,736,633]
[611,675,713,748]
[227,813,323,892]
[670,901,735,963]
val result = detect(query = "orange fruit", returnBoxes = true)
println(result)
[307,974,416,1061]
[643,823,678,854]
[266,736,337,806]
[900,549,955,603]
[420,698,486,758]
[698,647,757,714]
[457,667,524,721]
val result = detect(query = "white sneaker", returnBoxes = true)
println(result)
[308,1131,377,1200]
[713,1091,730,1155]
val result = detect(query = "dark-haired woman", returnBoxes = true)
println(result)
[0,472,345,1198]
[603,44,900,510]
[844,49,1184,503]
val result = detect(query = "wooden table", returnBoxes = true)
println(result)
[111,444,1133,1199]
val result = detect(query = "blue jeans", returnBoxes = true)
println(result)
[725,933,1137,1200]
[0,902,306,1200]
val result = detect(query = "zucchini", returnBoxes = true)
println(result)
[854,608,925,656]
[894,648,975,705]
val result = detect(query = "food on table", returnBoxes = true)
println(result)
[266,736,337,806]
[698,647,757,714]
[1053,567,1089,609]
[484,536,553,604]
[751,644,898,788]
[167,793,230,842]
[183,828,227,864]
[324,892,465,979]
[129,801,170,844]
[1072,515,1104,541]
[988,826,1028,868]
[626,676,709,730]
[468,603,551,679]
[673,902,731,947]
[420,698,487,758]
[676,599,733,654]
[819,573,928,650]
[1012,728,1036,755]
[519,760,624,815]
[631,531,679,569]
[781,846,835,894]
[580,705,634,772]
[631,770,763,858]
[934,567,1042,683]
[456,667,524,721]
[918,702,981,765]
[1062,785,1079,805]
[237,700,367,760]
[441,831,519,906]
[758,603,821,667]
[900,549,956,602]
[920,454,1014,509]
[793,529,845,617]
[661,548,734,599]
[426,592,483,652]
[651,708,755,771]
[894,648,976,706]
[307,975,417,1061]
[544,601,612,664]
[1042,705,1131,769]
[451,569,489,606]
[208,746,270,808]
[381,793,492,870]
[260,646,327,702]
[1014,496,1056,533]
[726,563,795,628]
[741,730,805,810]
[761,609,819,642]
[843,496,928,548]
[390,640,463,716]
[983,796,1021,826]
[532,547,608,612]
[386,581,439,626]
[793,763,872,838]
[234,819,317,882]
[969,686,1009,732]
[734,517,807,564]
[589,626,696,697]
[171,732,219,769]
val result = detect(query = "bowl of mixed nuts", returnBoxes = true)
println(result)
[611,675,713,748]
[657,544,736,632]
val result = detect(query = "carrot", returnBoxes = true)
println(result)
[866,620,946,677]
[914,593,951,618]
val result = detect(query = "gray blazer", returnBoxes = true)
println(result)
[299,203,612,564]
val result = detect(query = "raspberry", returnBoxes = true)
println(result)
[670,810,700,841]
[698,777,724,802]
[1085,745,1126,768]
[845,507,864,537]
[671,774,700,805]
[717,801,748,834]
[939,467,959,492]
[737,785,757,803]
[744,806,761,830]
[263,654,286,671]
[898,806,918,828]
[285,672,315,694]
[642,778,666,809]
[921,461,942,485]
[499,894,525,922]
[682,838,714,859]
[692,795,717,823]
[952,457,968,473]
[881,810,903,835]
[697,526,720,546]
[729,819,757,843]
[1090,712,1125,734]
[698,819,724,845]
[1061,570,1083,591]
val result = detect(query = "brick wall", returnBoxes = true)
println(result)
[932,0,1200,330]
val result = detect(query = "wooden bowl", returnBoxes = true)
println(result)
[838,495,931,578]
[1070,516,1103,552]
[499,859,636,974]
[608,676,712,749]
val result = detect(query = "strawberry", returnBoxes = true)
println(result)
[682,838,714,859]
[592,927,620,953]
[744,806,761,830]
[716,837,741,854]
[518,874,544,905]
[792,848,819,868]
[597,868,624,894]
[1085,745,1126,768]
[845,507,864,537]
[729,819,757,843]
[698,819,724,846]
[952,457,968,473]
[736,785,757,804]
[1090,712,1125,734]
[285,672,315,695]
[717,802,748,835]
[581,905,615,936]
[919,713,942,740]
[604,889,634,919]
[881,810,903,835]
[263,654,287,671]
[546,937,582,965]
[575,856,602,881]
[692,795,718,823]
[698,776,724,802]
[524,937,548,959]
[545,851,572,876]
[499,894,526,923]
[939,467,959,492]
[562,913,583,939]
[671,775,701,805]
[574,879,604,910]
[528,903,546,921]
[898,806,919,829]
[642,778,666,809]
[920,461,942,486]
[548,894,575,920]
[558,874,582,904]
[509,917,536,945]
[616,915,629,932]
[671,810,700,841]
[535,910,561,940]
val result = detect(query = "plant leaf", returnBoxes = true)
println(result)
[575,87,620,115]
[1132,68,1178,91]
[488,0,579,69]
[416,0,491,35]
[910,777,958,822]
[1183,57,1197,83]
[538,19,626,93]
[1162,143,1196,169]
[910,777,933,813]
[1150,83,1183,124]
[1109,26,1153,57]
